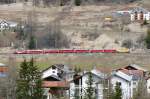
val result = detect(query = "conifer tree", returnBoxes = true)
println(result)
[16,58,44,99]
[84,72,96,99]
[74,67,81,99]
[112,82,122,99]
[145,29,150,49]
[28,35,36,49]
[75,0,81,6]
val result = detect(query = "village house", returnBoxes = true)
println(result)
[0,63,7,77]
[69,67,110,99]
[130,7,150,21]
[0,19,18,31]
[42,64,74,99]
[116,7,150,21]
[41,64,150,99]
[111,64,148,99]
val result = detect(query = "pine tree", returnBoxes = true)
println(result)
[74,67,81,99]
[143,20,148,25]
[74,0,81,6]
[112,82,122,99]
[145,29,150,49]
[28,35,36,49]
[16,58,44,99]
[84,72,96,99]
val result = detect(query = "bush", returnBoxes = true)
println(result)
[143,20,148,25]
[28,35,36,49]
[75,0,81,6]
[145,29,150,49]
[122,39,133,49]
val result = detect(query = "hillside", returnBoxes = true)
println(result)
[0,1,149,51]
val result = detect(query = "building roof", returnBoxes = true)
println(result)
[117,6,150,14]
[42,64,73,73]
[113,64,147,81]
[70,71,104,83]
[113,71,132,82]
[124,64,148,72]
[91,68,110,79]
[131,7,149,14]
[119,69,143,78]
[42,81,69,88]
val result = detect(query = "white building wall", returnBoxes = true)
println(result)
[111,76,131,99]
[147,13,150,20]
[137,13,141,20]
[69,82,76,98]
[130,80,139,98]
[97,84,103,99]
[147,79,150,93]
[131,14,135,21]
[69,74,104,99]
[131,12,150,21]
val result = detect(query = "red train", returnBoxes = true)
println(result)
[13,49,124,54]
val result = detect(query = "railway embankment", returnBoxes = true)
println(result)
[0,53,149,70]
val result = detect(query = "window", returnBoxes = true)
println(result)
[118,82,121,86]
[133,82,136,85]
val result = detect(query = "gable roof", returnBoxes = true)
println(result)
[91,68,109,78]
[42,64,73,73]
[131,7,149,14]
[83,72,104,79]
[124,64,148,72]
[69,71,105,83]
[118,6,150,14]
[112,71,132,82]
[119,69,143,77]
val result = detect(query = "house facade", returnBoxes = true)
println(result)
[69,68,109,99]
[111,71,135,99]
[116,7,150,21]
[147,77,150,94]
[130,7,150,21]
[42,64,74,99]
[0,20,18,31]
[111,64,147,99]
[41,64,150,99]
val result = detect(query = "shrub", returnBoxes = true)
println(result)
[75,0,81,6]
